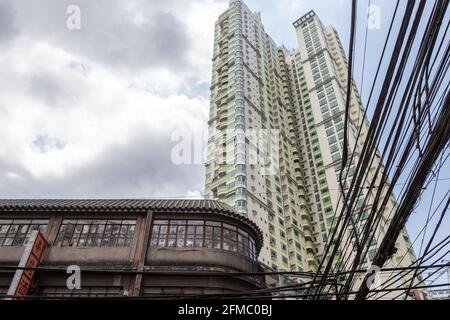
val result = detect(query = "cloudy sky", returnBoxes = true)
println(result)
[1,0,449,257]
[0,0,358,199]
[0,0,444,197]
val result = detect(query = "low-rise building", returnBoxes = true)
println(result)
[0,199,265,298]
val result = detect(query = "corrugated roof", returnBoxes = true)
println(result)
[0,199,236,212]
[0,199,263,251]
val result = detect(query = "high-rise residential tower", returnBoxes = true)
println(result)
[205,0,418,295]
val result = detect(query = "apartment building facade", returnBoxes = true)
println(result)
[206,0,318,273]
[205,0,417,290]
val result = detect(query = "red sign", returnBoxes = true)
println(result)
[7,231,48,299]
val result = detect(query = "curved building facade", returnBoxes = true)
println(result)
[0,199,265,298]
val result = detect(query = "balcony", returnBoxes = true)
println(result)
[217,185,228,197]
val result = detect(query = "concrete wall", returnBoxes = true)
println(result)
[147,247,259,272]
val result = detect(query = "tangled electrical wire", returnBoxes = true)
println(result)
[307,0,450,300]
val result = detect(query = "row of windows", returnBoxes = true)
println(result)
[0,219,48,247]
[12,286,236,298]
[143,286,236,297]
[150,219,257,260]
[54,219,136,248]
[0,218,258,260]
[39,286,123,297]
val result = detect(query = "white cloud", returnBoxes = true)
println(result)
[0,0,350,198]
[0,0,218,190]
